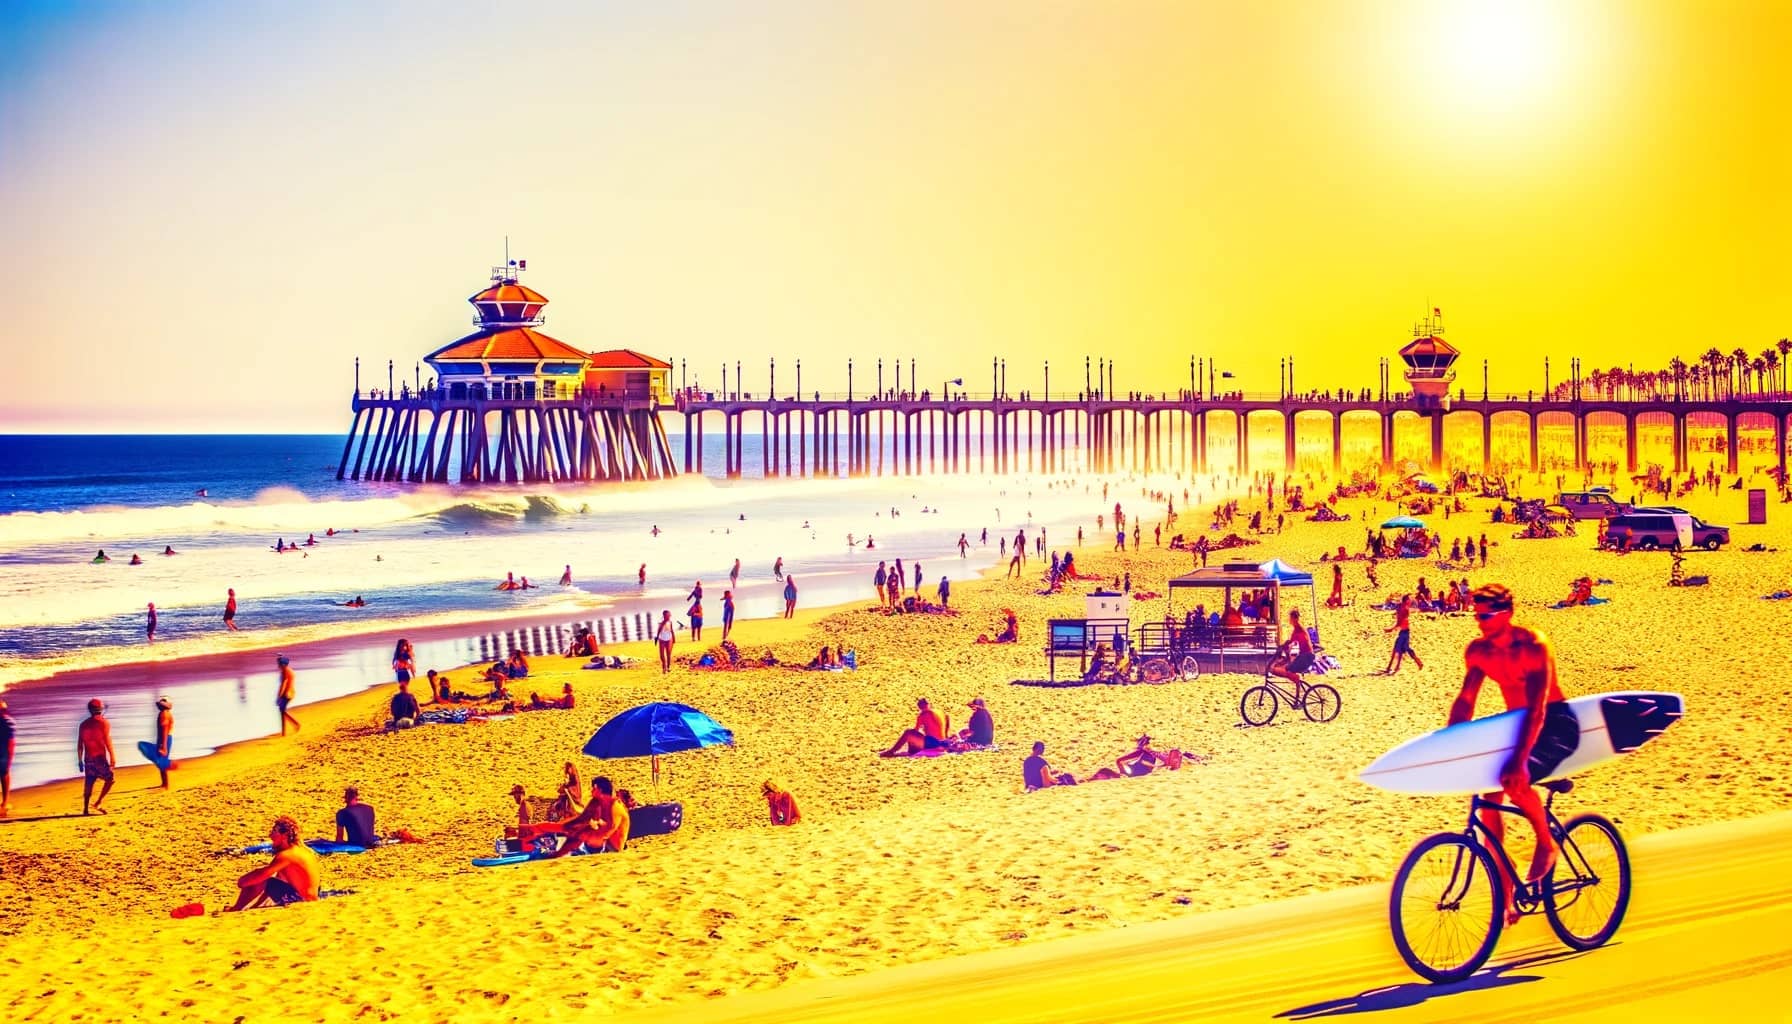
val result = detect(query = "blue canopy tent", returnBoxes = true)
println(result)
[583,702,735,785]
[1382,515,1426,529]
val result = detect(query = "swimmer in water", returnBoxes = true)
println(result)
[93,549,110,563]
[865,536,875,549]
[162,546,177,556]
[638,564,647,586]
[559,565,573,586]
[651,525,661,537]
[128,554,142,565]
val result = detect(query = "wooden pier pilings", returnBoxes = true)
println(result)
[336,396,678,483]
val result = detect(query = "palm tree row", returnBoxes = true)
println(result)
[1544,339,1792,402]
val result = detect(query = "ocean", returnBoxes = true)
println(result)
[0,431,1147,788]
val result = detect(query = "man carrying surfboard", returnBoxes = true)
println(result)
[1451,583,1579,920]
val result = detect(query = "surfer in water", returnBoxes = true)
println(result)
[1450,583,1577,922]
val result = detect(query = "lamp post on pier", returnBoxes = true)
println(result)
[796,359,802,400]
[1043,361,1049,401]
[993,357,999,399]
[355,357,360,396]
[388,359,394,397]
[721,363,727,399]
[1483,359,1489,401]
[1097,358,1105,400]
[770,357,775,399]
[848,359,854,402]
[877,358,883,398]
[1085,355,1091,399]
[735,361,742,401]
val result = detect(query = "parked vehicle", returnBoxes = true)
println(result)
[1607,511,1728,550]
[1557,489,1633,520]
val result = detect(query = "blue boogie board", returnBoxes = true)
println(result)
[136,740,172,771]
[240,839,367,856]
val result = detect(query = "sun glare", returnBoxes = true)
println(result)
[1431,0,1563,111]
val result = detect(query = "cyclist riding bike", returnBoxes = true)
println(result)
[1267,608,1316,695]
[1451,582,1579,923]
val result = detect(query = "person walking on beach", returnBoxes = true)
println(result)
[721,590,736,641]
[1452,583,1575,920]
[783,577,798,618]
[958,533,968,558]
[77,698,115,815]
[276,656,300,735]
[559,565,573,586]
[938,575,951,608]
[655,611,675,673]
[1328,564,1344,608]
[688,580,703,605]
[1383,595,1423,673]
[874,561,888,607]
[914,561,923,592]
[774,556,784,580]
[146,602,157,642]
[893,558,906,596]
[639,564,647,586]
[729,558,741,589]
[223,588,239,631]
[151,697,174,789]
[688,594,705,642]
[0,699,15,816]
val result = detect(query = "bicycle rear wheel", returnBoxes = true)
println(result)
[1301,683,1341,722]
[1178,654,1201,681]
[1240,685,1279,726]
[1544,813,1631,950]
[1390,833,1504,984]
[1140,657,1175,684]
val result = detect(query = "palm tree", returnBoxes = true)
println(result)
[1702,348,1725,399]
[1690,364,1706,401]
[1670,357,1687,401]
[1778,339,1791,397]
[1763,348,1781,399]
[1732,347,1751,397]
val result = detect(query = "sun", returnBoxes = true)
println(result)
[1430,0,1564,111]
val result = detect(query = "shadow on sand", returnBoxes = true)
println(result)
[1276,947,1599,1019]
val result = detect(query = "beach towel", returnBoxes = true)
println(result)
[891,744,1000,758]
[1549,596,1610,609]
[232,839,369,857]
[1762,591,1792,600]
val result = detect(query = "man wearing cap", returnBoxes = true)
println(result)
[276,655,300,735]
[77,698,116,815]
[957,697,994,747]
[152,697,174,789]
[0,699,15,816]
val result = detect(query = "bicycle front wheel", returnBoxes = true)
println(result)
[1240,685,1279,726]
[1390,832,1504,984]
[1178,654,1201,681]
[1545,813,1631,950]
[1302,683,1341,722]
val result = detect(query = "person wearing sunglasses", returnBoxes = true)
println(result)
[1448,583,1578,924]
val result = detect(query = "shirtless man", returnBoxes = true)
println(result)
[229,816,321,909]
[550,776,630,856]
[1268,608,1316,694]
[151,697,174,789]
[1451,583,1577,921]
[276,656,300,734]
[77,698,116,815]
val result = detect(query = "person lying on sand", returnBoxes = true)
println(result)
[228,816,320,910]
[879,698,949,756]
[763,779,801,825]
[549,776,629,856]
[806,646,836,669]
[526,683,575,711]
[1085,734,1186,781]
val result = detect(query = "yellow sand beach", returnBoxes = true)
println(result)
[2,481,1788,1022]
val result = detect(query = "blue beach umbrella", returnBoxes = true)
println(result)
[1382,515,1426,530]
[582,702,734,784]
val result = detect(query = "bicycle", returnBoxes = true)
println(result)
[1388,778,1631,983]
[1238,654,1340,725]
[1087,653,1195,685]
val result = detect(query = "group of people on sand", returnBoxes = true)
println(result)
[1023,733,1199,789]
[879,696,995,756]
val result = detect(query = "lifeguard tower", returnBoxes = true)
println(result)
[1400,310,1459,410]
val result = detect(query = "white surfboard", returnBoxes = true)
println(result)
[1358,691,1683,796]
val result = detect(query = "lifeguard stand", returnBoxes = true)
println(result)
[1400,310,1459,410]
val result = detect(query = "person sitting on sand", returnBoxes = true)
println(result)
[954,696,995,748]
[806,646,835,670]
[482,661,508,686]
[549,776,629,856]
[1085,734,1183,781]
[879,698,949,756]
[505,649,530,679]
[228,816,320,910]
[762,779,801,825]
[334,787,378,849]
[527,682,575,710]
[1023,741,1076,791]
[994,609,1019,643]
[1082,642,1117,683]
[1562,576,1595,606]
[547,762,583,821]
[388,679,420,729]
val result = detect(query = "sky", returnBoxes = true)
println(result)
[2,0,1789,432]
